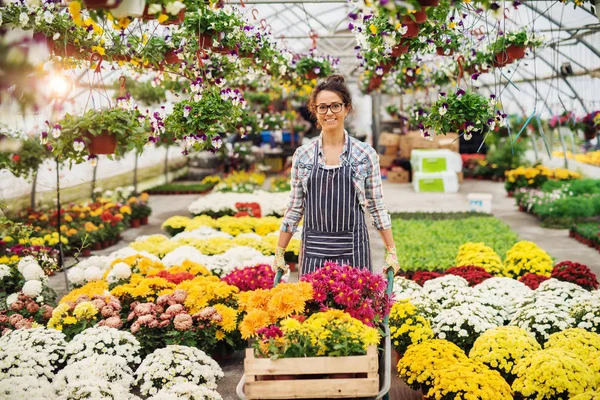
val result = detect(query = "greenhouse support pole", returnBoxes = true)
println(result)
[556,129,569,169]
[90,161,98,200]
[133,152,139,193]
[30,168,38,210]
[55,159,66,281]
[164,146,169,184]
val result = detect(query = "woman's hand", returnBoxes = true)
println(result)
[272,245,289,272]
[383,245,400,274]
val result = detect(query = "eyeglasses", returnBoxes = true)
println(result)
[316,102,344,114]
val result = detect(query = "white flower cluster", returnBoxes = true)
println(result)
[135,345,223,396]
[509,303,575,344]
[0,263,11,280]
[16,256,47,298]
[420,275,471,307]
[392,276,422,301]
[432,302,501,349]
[65,326,142,366]
[172,226,233,241]
[570,296,600,333]
[147,382,223,400]
[53,354,135,395]
[0,327,66,379]
[188,191,288,217]
[56,379,140,400]
[0,376,54,400]
[472,277,531,316]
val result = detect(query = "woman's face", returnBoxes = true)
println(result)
[314,90,350,132]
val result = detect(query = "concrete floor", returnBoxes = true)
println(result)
[47,180,598,399]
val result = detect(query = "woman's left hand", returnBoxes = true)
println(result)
[383,245,400,274]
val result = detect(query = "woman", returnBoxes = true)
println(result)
[273,75,400,275]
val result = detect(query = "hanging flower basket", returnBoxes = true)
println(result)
[111,0,145,17]
[199,33,214,50]
[391,42,409,56]
[160,9,186,25]
[368,76,383,91]
[494,51,513,67]
[163,50,180,64]
[506,45,526,60]
[401,21,419,38]
[436,47,453,56]
[87,132,117,155]
[305,71,319,80]
[83,0,123,9]
[403,11,427,24]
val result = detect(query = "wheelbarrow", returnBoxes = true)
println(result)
[236,269,394,399]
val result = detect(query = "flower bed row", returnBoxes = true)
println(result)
[514,178,600,228]
[391,214,519,271]
[504,165,581,194]
[188,190,288,218]
[570,222,600,253]
[162,215,284,237]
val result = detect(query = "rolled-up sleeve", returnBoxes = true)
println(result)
[365,151,392,230]
[280,152,304,233]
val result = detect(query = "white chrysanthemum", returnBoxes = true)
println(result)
[6,293,19,306]
[393,276,422,301]
[76,255,111,271]
[83,266,104,282]
[473,277,532,315]
[56,379,140,400]
[135,345,223,396]
[187,191,288,217]
[0,328,67,378]
[66,327,141,366]
[17,256,37,273]
[0,263,12,280]
[571,299,600,333]
[21,262,44,281]
[22,279,43,297]
[423,275,469,292]
[432,303,500,351]
[235,232,264,241]
[510,303,575,344]
[161,245,210,267]
[535,278,591,305]
[147,382,223,400]
[0,376,54,399]
[108,247,160,262]
[53,354,135,394]
[67,267,86,286]
[107,262,132,283]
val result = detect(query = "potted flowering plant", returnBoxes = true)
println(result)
[551,261,598,290]
[183,6,243,50]
[423,89,497,139]
[0,135,50,180]
[294,52,334,80]
[165,86,245,153]
[142,0,186,24]
[388,300,434,359]
[222,264,275,292]
[432,23,462,56]
[48,107,148,164]
[386,104,401,120]
[129,34,181,66]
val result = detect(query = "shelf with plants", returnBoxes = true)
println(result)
[570,221,600,252]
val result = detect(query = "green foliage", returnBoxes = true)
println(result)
[571,222,600,244]
[0,134,51,179]
[149,182,217,193]
[391,215,519,272]
[116,80,166,106]
[295,55,333,78]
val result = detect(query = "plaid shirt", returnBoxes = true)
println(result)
[281,132,392,234]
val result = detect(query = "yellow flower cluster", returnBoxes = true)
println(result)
[60,281,108,304]
[512,348,597,399]
[389,300,434,355]
[48,301,99,331]
[503,241,553,278]
[399,339,512,399]
[554,151,600,167]
[238,282,313,339]
[169,260,211,277]
[130,234,300,258]
[571,392,600,400]
[174,276,239,313]
[0,255,20,265]
[505,165,581,184]
[163,215,283,237]
[545,328,600,387]
[275,310,380,356]
[456,242,504,275]
[201,175,221,186]
[469,326,541,381]
[161,216,191,230]
[220,171,266,187]
[110,274,176,302]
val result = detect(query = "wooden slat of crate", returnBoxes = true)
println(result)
[246,377,379,399]
[244,346,379,399]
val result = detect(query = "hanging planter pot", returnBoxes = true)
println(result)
[381,61,395,74]
[164,50,180,64]
[418,0,439,5]
[506,45,526,60]
[87,132,117,155]
[198,33,214,49]
[391,41,409,56]
[494,51,513,67]
[160,8,186,25]
[83,0,123,9]
[436,47,453,56]
[368,76,383,91]
[111,0,146,18]
[402,11,427,24]
[305,70,319,80]
[401,21,419,38]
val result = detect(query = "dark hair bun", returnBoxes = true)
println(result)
[326,74,345,84]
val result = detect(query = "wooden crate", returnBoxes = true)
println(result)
[244,346,379,399]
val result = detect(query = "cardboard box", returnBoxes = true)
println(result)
[381,144,399,155]
[457,171,464,183]
[436,133,460,152]
[379,154,396,168]
[409,136,438,150]
[388,169,409,183]
[379,132,400,147]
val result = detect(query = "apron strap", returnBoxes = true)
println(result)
[312,140,319,167]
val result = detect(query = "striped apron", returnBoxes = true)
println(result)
[299,136,372,276]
